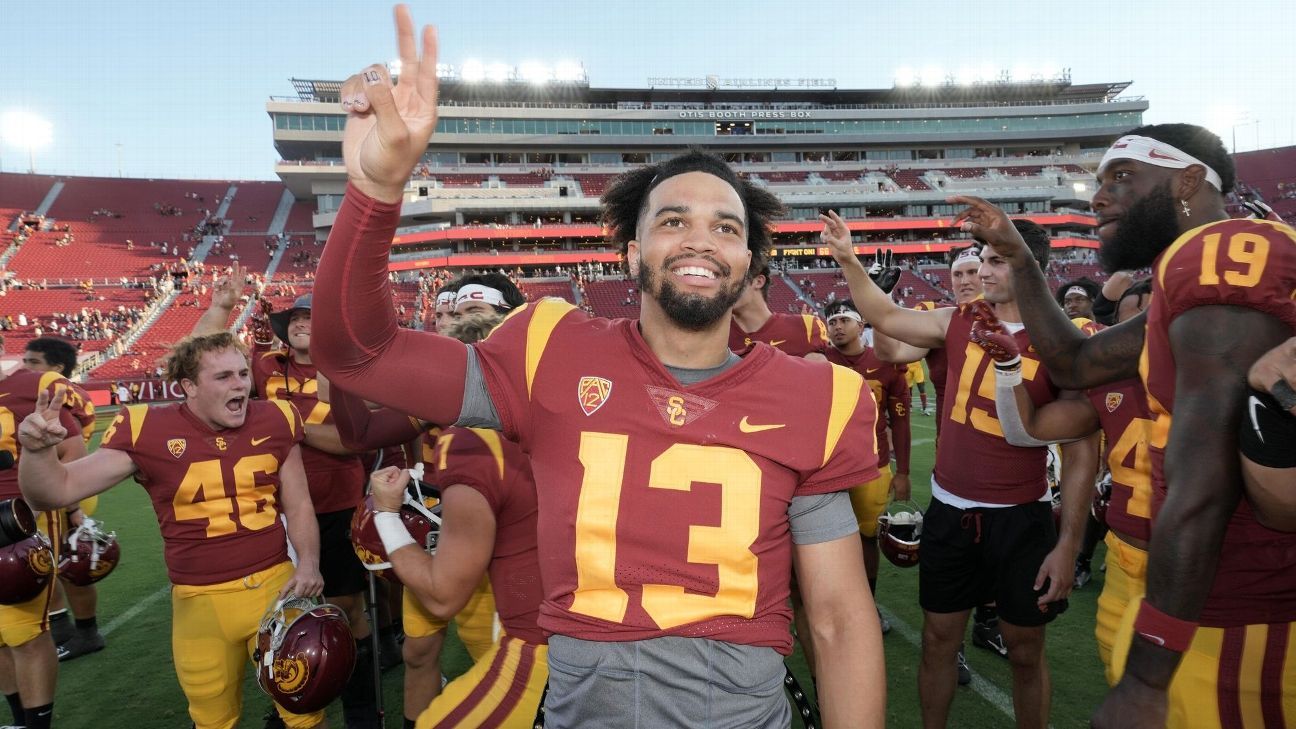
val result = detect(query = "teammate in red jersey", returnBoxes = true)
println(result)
[955,123,1296,729]
[729,260,829,357]
[310,9,884,726]
[1240,337,1296,532]
[823,300,911,634]
[367,425,546,729]
[823,213,1099,729]
[18,337,106,662]
[0,363,87,729]
[194,269,382,728]
[16,332,326,729]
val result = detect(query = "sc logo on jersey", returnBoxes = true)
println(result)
[666,396,687,426]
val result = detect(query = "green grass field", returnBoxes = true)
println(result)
[50,402,1109,728]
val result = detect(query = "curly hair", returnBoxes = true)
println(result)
[25,336,79,377]
[600,149,785,270]
[163,332,248,385]
[1124,123,1235,194]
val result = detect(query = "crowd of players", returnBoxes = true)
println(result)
[2,6,1295,728]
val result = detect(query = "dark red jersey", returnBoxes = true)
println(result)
[474,299,879,654]
[1142,217,1296,626]
[934,304,1060,504]
[0,369,85,499]
[1086,379,1153,542]
[913,302,951,433]
[434,426,544,644]
[824,346,910,473]
[728,312,829,356]
[100,399,303,586]
[252,344,364,514]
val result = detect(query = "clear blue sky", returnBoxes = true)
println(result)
[2,0,1292,181]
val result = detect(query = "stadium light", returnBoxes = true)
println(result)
[519,61,553,85]
[435,63,455,79]
[485,63,511,83]
[0,110,53,173]
[554,61,585,82]
[955,68,978,86]
[919,67,944,87]
[461,60,485,82]
[893,68,916,88]
[1010,65,1032,83]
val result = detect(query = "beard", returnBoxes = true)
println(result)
[1099,180,1181,273]
[637,254,747,331]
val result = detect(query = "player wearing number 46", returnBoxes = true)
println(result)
[311,8,885,726]
[957,123,1296,729]
[16,332,330,729]
[821,209,1101,729]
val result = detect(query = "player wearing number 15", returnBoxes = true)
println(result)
[311,10,884,726]
[16,332,328,729]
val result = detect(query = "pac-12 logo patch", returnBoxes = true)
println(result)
[578,377,613,416]
[1105,393,1124,413]
[167,439,187,459]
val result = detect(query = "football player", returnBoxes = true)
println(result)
[1240,336,1296,532]
[970,279,1151,683]
[953,123,1296,729]
[16,332,326,729]
[194,267,382,728]
[365,423,545,729]
[821,213,1099,729]
[1054,278,1101,320]
[312,9,885,726]
[19,337,106,662]
[0,359,88,729]
[728,259,829,358]
[327,274,524,729]
[823,300,912,635]
[429,288,457,334]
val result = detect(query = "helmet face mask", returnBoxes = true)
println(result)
[0,531,55,605]
[878,500,923,568]
[254,596,357,714]
[58,517,120,586]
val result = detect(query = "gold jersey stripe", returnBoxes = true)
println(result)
[469,427,507,480]
[525,299,574,400]
[125,404,149,447]
[823,364,865,467]
[269,399,297,437]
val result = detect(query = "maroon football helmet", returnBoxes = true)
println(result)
[254,597,356,714]
[58,517,120,586]
[878,500,923,568]
[1092,473,1113,526]
[350,491,441,583]
[0,532,55,605]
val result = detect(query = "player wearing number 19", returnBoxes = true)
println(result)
[311,7,885,727]
[16,332,329,729]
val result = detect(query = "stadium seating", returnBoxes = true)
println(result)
[89,302,208,379]
[890,169,932,191]
[284,201,317,233]
[1233,146,1296,222]
[519,279,577,303]
[0,287,149,353]
[0,172,58,224]
[223,182,283,234]
[580,278,640,319]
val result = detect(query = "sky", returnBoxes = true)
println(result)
[1,0,1293,181]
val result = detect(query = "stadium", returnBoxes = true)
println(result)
[2,23,1296,729]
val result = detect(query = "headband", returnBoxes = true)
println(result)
[1099,135,1223,190]
[826,309,863,324]
[1064,286,1090,298]
[455,284,512,311]
[435,290,456,307]
[951,247,981,268]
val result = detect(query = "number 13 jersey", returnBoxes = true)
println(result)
[473,299,879,653]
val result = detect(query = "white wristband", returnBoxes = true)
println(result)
[374,511,415,554]
[994,362,1023,387]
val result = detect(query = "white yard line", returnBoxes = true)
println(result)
[101,585,170,637]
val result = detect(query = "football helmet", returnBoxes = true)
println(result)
[0,532,55,605]
[350,487,441,582]
[1091,472,1113,526]
[878,500,923,568]
[58,517,120,586]
[254,596,356,714]
[0,497,37,548]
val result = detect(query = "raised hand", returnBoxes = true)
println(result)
[1248,337,1296,414]
[868,248,902,294]
[368,465,411,513]
[949,195,1034,270]
[250,299,274,345]
[340,4,440,203]
[210,262,245,311]
[968,301,1020,364]
[17,389,68,452]
[818,210,860,268]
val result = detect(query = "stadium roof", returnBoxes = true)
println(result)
[287,78,1134,108]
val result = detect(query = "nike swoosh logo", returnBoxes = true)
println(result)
[1139,632,1167,647]
[866,368,880,373]
[1248,395,1266,444]
[251,436,272,446]
[769,339,786,347]
[739,416,785,433]
[1147,149,1180,161]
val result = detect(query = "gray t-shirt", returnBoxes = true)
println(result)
[457,347,859,544]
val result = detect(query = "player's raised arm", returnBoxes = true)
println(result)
[18,391,135,511]
[820,210,950,349]
[311,5,469,426]
[951,195,1142,389]
[191,262,245,336]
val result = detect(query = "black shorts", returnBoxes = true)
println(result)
[317,508,368,597]
[918,497,1067,627]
